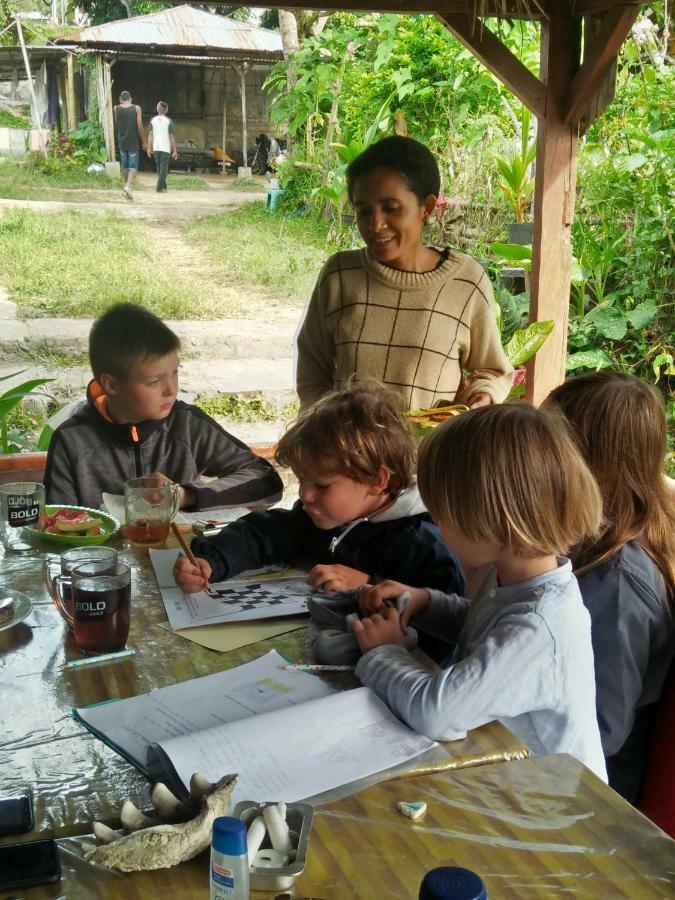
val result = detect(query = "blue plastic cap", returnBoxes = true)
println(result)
[212,816,247,856]
[419,867,487,900]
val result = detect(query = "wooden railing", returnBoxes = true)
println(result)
[0,444,278,487]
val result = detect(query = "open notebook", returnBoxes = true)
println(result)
[73,650,436,804]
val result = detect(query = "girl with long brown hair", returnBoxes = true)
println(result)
[546,371,674,803]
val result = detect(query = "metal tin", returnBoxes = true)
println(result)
[233,800,313,891]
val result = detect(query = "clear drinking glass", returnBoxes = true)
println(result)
[44,546,118,630]
[124,475,179,547]
[0,482,45,552]
[71,560,131,654]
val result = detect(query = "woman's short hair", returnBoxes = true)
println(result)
[418,403,602,558]
[276,385,415,496]
[545,371,674,597]
[346,136,441,203]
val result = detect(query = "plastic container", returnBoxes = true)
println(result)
[211,816,249,900]
[233,800,313,892]
[419,866,487,900]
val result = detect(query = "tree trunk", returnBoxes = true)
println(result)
[278,10,300,60]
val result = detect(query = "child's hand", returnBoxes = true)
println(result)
[173,553,212,593]
[359,582,430,633]
[352,607,406,652]
[306,564,369,592]
[359,579,410,615]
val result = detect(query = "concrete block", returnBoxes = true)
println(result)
[105,161,121,179]
[237,166,252,178]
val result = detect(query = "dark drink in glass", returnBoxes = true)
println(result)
[44,546,118,629]
[125,519,170,547]
[71,561,131,654]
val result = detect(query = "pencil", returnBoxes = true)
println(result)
[64,647,135,668]
[284,664,354,672]
[171,522,198,566]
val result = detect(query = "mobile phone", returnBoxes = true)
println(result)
[0,838,61,891]
[0,793,34,836]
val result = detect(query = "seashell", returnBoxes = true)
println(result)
[86,773,237,872]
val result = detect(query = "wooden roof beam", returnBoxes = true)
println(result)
[564,4,639,122]
[438,12,546,118]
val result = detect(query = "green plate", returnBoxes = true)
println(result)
[25,504,120,546]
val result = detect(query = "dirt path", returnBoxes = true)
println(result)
[143,220,299,322]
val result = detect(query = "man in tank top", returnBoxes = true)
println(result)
[114,91,146,200]
[147,101,178,193]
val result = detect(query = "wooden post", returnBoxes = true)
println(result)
[526,0,582,405]
[240,62,248,168]
[96,56,116,161]
[223,66,227,175]
[15,18,41,129]
[66,52,78,131]
[10,68,18,102]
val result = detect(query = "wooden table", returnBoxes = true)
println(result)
[0,537,527,845]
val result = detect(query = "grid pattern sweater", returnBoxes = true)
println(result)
[296,247,513,411]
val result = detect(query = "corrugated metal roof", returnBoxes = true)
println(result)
[59,5,283,55]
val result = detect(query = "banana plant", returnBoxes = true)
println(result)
[0,371,54,454]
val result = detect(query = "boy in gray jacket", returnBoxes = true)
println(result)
[44,304,282,511]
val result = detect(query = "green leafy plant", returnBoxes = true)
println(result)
[69,119,107,164]
[0,371,54,454]
[493,106,536,223]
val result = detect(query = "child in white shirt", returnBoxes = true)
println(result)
[353,402,608,781]
[147,100,177,193]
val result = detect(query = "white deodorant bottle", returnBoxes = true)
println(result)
[210,816,249,900]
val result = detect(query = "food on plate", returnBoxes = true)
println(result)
[42,507,105,536]
[406,404,469,429]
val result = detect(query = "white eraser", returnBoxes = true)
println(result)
[263,803,293,853]
[252,848,290,869]
[246,815,267,860]
[397,800,427,820]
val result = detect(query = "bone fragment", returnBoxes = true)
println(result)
[120,801,154,832]
[189,773,214,797]
[151,782,182,818]
[86,774,237,872]
[93,822,122,843]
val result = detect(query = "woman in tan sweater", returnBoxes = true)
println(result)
[296,136,513,412]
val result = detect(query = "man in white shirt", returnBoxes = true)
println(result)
[147,101,178,193]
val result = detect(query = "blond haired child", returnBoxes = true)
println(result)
[546,372,675,801]
[353,403,607,779]
[174,386,465,607]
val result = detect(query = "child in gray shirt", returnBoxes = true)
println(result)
[353,403,608,782]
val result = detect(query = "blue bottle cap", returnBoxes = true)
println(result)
[212,816,247,856]
[419,866,487,900]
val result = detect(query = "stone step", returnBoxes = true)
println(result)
[0,315,298,363]
[0,357,295,404]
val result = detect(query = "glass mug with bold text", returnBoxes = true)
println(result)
[44,546,118,630]
[71,559,131,654]
[0,482,45,552]
[124,475,180,547]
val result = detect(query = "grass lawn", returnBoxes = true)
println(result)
[0,209,204,318]
[186,202,340,302]
[0,158,118,200]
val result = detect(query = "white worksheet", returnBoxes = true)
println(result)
[150,548,311,630]
[156,684,436,803]
[74,650,335,772]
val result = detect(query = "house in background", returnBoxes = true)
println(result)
[57,5,284,169]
